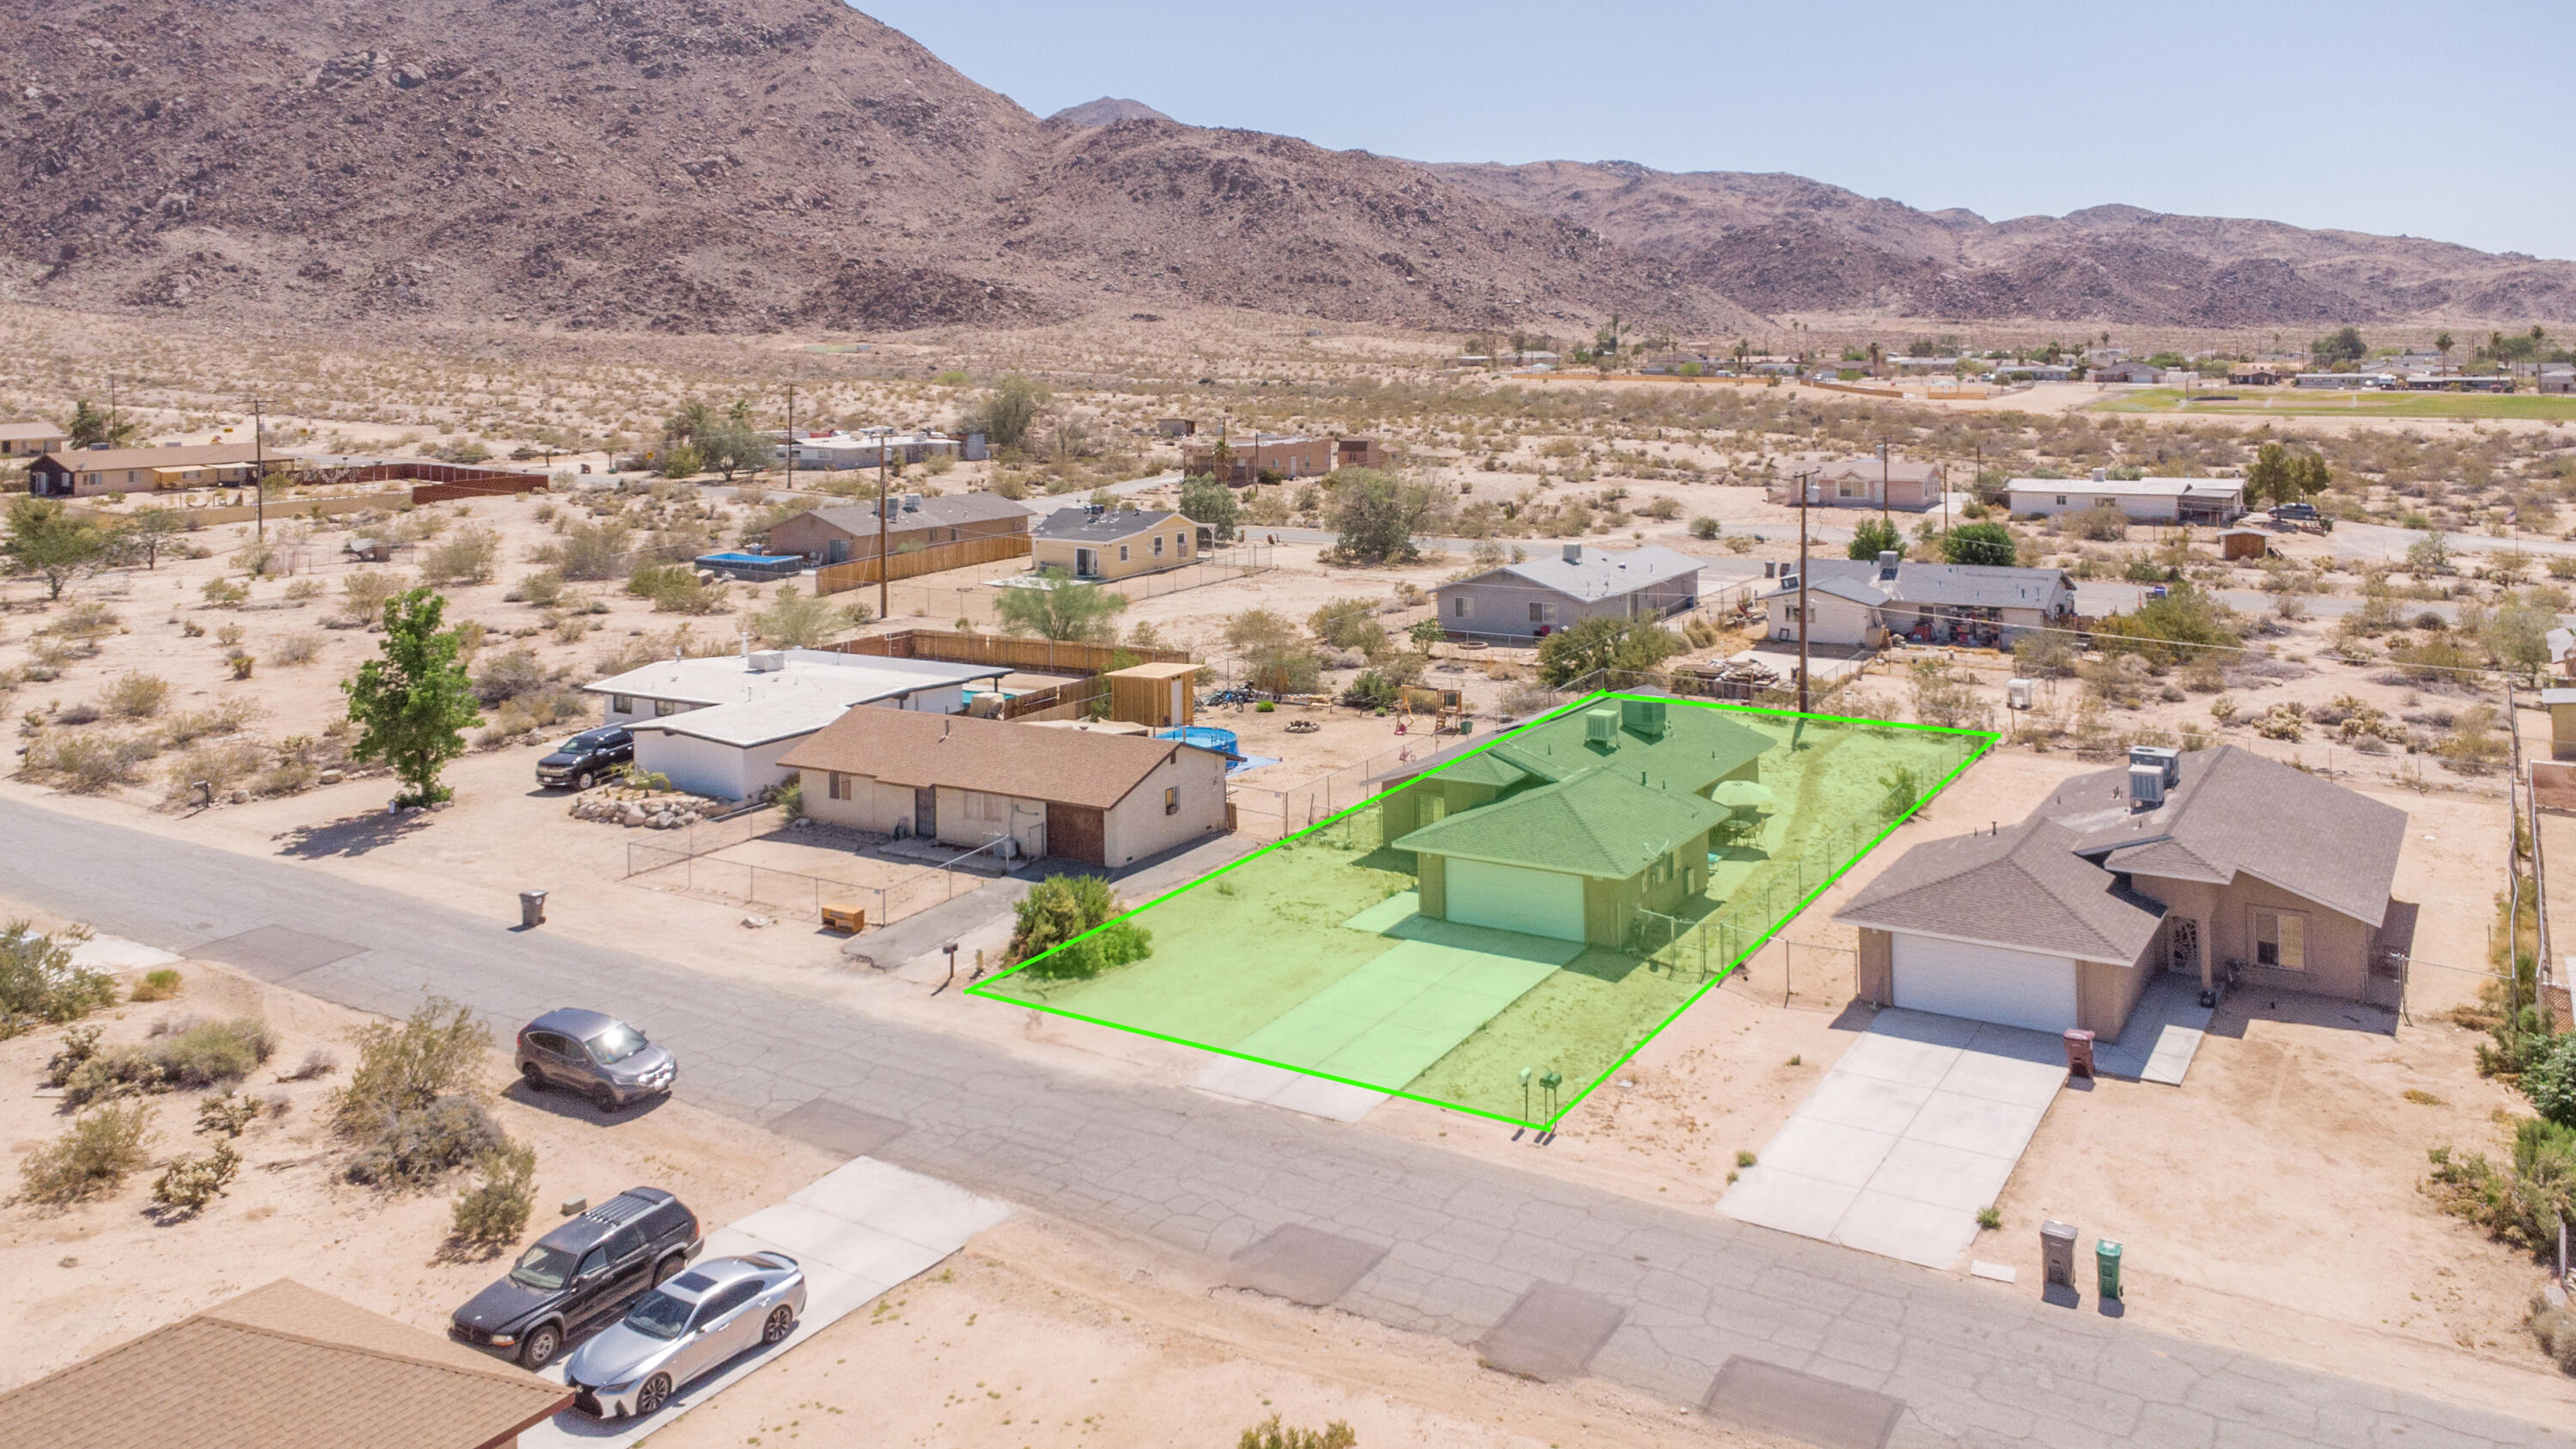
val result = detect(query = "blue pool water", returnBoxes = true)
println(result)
[699,551,797,565]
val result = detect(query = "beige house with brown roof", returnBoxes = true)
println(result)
[0,420,68,457]
[1837,745,2410,1037]
[0,1278,571,1449]
[780,707,1228,866]
[27,443,283,497]
[1030,506,1195,581]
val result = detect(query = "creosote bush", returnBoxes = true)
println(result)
[15,1102,155,1207]
[2,922,118,1038]
[61,1016,276,1105]
[450,1139,538,1249]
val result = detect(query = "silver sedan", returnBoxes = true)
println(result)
[563,1252,805,1418]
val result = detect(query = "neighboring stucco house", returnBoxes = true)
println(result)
[2006,475,2245,524]
[0,421,69,457]
[1836,745,2410,1037]
[27,443,275,497]
[1030,506,1196,581]
[764,492,1032,565]
[590,648,1005,800]
[781,708,1228,867]
[1433,543,1702,641]
[1768,457,1944,510]
[1381,697,1771,946]
[1759,556,2076,648]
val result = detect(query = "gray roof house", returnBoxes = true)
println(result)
[1758,555,2075,648]
[1836,745,2409,1037]
[766,492,1034,564]
[1434,543,1703,641]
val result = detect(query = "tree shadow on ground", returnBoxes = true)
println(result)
[273,808,435,859]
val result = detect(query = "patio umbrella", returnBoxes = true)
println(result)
[1710,780,1776,809]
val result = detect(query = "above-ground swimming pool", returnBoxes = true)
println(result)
[694,551,807,581]
[1159,726,1240,757]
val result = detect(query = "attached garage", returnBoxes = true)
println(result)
[1891,934,2078,1033]
[1445,859,1587,942]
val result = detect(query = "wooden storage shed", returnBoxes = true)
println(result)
[1105,661,1200,728]
[2218,527,2271,562]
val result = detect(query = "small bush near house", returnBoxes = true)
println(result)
[2518,1032,2576,1126]
[2532,1302,2576,1374]
[29,728,158,792]
[131,968,182,1002]
[197,1090,264,1136]
[14,1102,155,1206]
[419,526,501,586]
[340,569,405,624]
[2425,1115,2576,1251]
[346,1094,507,1186]
[1008,875,1151,982]
[626,563,728,613]
[268,630,325,667]
[471,646,549,705]
[42,1024,102,1087]
[152,1139,240,1214]
[335,996,490,1133]
[283,1046,339,1081]
[2,922,116,1038]
[449,1139,538,1250]
[61,1016,276,1105]
[506,569,566,607]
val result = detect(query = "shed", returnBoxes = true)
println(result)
[2218,527,2270,561]
[2545,688,2576,762]
[1104,661,1200,728]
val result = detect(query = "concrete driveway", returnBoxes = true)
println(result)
[1718,1010,2066,1270]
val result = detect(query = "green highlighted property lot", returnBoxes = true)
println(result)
[2093,387,2576,423]
[969,692,1993,1129]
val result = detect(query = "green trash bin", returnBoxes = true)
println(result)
[2096,1239,2123,1300]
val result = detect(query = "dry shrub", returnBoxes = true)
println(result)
[29,729,157,792]
[151,1139,240,1213]
[346,1096,506,1186]
[2,922,116,1038]
[15,1102,155,1206]
[161,697,261,746]
[268,630,325,666]
[131,968,182,1002]
[165,740,269,800]
[60,1016,276,1105]
[98,671,171,719]
[449,1139,538,1249]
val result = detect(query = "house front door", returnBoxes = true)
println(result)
[914,786,937,839]
[1075,547,1098,577]
[2170,917,2200,976]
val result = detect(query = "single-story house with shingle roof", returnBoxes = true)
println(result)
[1031,505,1196,581]
[1433,542,1702,641]
[1381,697,1772,945]
[1759,555,2075,648]
[765,491,1033,565]
[1836,745,2409,1035]
[0,1278,570,1449]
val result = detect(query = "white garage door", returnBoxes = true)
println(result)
[1445,859,1586,942]
[1893,934,2078,1032]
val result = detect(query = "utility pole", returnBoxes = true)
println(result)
[252,398,265,542]
[877,429,890,624]
[1876,440,1892,530]
[1796,467,1816,713]
[783,382,795,496]
[107,373,117,447]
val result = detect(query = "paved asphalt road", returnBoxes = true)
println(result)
[3,795,2561,1449]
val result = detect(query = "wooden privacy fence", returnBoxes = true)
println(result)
[812,533,1030,594]
[822,628,1194,674]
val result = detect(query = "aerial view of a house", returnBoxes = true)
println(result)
[764,492,1033,564]
[1030,505,1197,580]
[1759,554,2076,648]
[1434,542,1702,640]
[1838,745,2409,1035]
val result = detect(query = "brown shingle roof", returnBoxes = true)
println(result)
[1835,818,2168,962]
[778,707,1190,809]
[32,443,260,472]
[0,1279,570,1449]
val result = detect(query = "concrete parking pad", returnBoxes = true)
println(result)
[1476,1282,1629,1382]
[767,1099,911,1159]
[188,924,366,976]
[1226,1225,1389,1306]
[2093,974,2214,1085]
[1721,1009,2064,1269]
[522,1156,1012,1449]
[1232,935,1572,1089]
[1702,1356,1904,1449]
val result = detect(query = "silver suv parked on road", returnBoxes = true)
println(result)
[518,1008,677,1110]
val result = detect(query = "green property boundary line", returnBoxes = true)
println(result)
[967,691,1998,1130]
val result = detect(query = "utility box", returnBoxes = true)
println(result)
[2041,1221,2078,1287]
[2063,1028,2096,1079]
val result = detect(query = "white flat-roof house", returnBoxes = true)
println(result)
[2006,475,2245,525]
[586,648,1006,800]
[1432,543,1702,641]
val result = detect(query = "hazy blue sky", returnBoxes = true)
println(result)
[856,1,2573,259]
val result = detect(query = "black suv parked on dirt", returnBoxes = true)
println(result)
[537,725,634,791]
[451,1187,702,1366]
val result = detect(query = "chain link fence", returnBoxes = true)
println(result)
[623,822,1007,926]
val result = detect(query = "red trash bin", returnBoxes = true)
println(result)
[2063,1028,2096,1079]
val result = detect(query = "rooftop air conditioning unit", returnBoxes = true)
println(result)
[746,651,787,673]
[1585,708,1619,746]
[1563,543,1583,563]
[2129,743,2181,787]
[2128,763,2166,808]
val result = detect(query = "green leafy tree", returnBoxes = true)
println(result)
[2092,583,2240,665]
[961,373,1049,452]
[1007,874,1151,981]
[994,568,1127,642]
[1536,616,1682,687]
[3,496,110,600]
[1847,516,1904,562]
[1941,521,2017,567]
[2522,1034,2576,1128]
[696,422,772,481]
[1177,475,1240,544]
[751,584,863,648]
[2486,594,2558,679]
[65,399,137,449]
[117,506,186,569]
[2311,326,2367,369]
[658,442,705,479]
[660,401,714,446]
[342,588,484,807]
[1325,468,1437,566]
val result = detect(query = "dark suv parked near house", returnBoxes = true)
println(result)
[451,1187,702,1367]
[537,725,634,790]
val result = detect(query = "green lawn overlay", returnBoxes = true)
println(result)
[2093,387,2576,423]
[969,692,1995,1129]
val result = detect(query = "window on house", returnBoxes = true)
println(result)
[829,772,851,801]
[611,695,634,715]
[653,699,678,717]
[1528,602,1543,623]
[1152,534,1164,557]
[2252,909,2306,970]
[2055,496,2069,507]
[1118,544,1130,562]
[1163,785,1179,816]
[1452,596,1469,618]
[1838,476,1864,498]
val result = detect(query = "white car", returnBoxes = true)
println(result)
[562,1253,805,1418]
